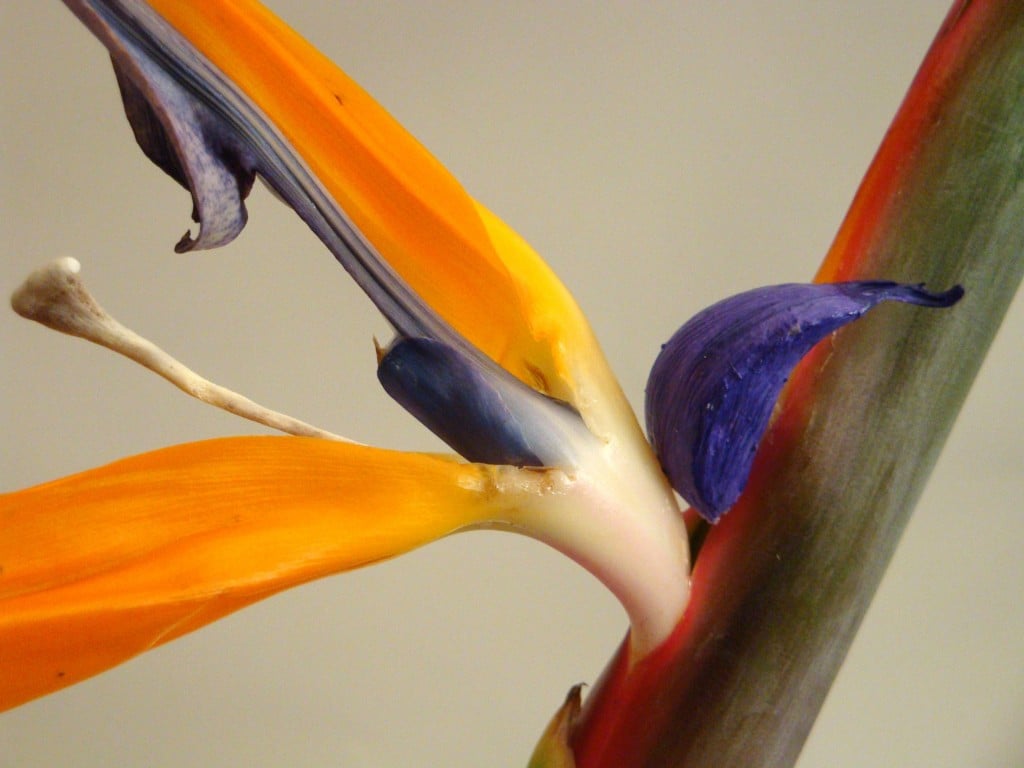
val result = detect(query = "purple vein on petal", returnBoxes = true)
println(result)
[644,281,963,522]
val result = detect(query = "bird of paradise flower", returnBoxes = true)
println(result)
[2,2,1021,767]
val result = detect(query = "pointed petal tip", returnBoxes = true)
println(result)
[837,280,965,307]
[527,684,583,768]
[913,282,965,306]
[645,280,964,522]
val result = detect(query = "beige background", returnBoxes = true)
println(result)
[2,2,1021,766]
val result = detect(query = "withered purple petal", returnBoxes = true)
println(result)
[62,2,257,253]
[377,337,589,467]
[644,281,963,522]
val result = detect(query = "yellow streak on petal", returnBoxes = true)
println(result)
[0,437,504,711]
[471,201,600,404]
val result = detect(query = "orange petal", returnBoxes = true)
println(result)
[140,0,601,407]
[0,437,508,710]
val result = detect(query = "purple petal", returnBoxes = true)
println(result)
[377,337,589,467]
[112,57,256,252]
[65,2,256,253]
[644,282,963,522]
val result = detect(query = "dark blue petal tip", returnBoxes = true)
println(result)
[644,281,963,522]
[377,337,589,467]
[378,337,543,466]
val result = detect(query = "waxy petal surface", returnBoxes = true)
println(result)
[645,282,962,521]
[0,437,514,710]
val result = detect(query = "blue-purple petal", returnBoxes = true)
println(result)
[112,57,256,252]
[644,281,963,522]
[378,337,589,467]
[64,2,256,253]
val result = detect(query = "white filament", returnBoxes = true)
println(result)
[11,257,352,443]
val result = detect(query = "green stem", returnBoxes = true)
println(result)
[566,1,1024,765]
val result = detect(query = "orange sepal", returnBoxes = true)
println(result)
[0,437,506,710]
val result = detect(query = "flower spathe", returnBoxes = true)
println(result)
[3,0,962,725]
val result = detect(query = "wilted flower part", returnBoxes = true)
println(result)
[645,281,964,522]
[10,258,349,441]
[110,28,257,252]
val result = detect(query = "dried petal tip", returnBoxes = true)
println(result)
[645,281,963,522]
[112,54,255,253]
[527,684,582,768]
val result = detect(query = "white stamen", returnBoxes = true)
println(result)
[11,258,353,443]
